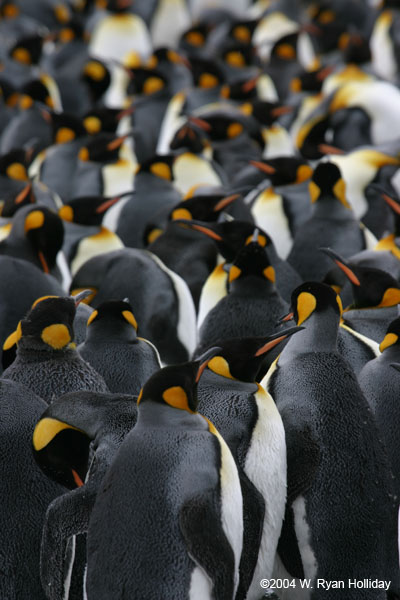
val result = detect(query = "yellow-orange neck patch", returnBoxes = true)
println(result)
[296,292,317,325]
[41,323,71,349]
[162,386,193,412]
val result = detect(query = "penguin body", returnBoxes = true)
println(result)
[178,219,301,327]
[196,240,289,355]
[70,248,197,364]
[33,390,138,599]
[78,300,161,395]
[0,204,66,283]
[262,282,399,597]
[358,316,400,498]
[0,255,64,352]
[287,162,377,281]
[2,294,109,402]
[0,379,64,600]
[86,353,243,600]
[197,330,300,599]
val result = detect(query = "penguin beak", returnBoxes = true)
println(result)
[188,116,212,132]
[38,251,50,274]
[319,247,361,286]
[270,105,294,118]
[213,193,240,212]
[95,195,123,214]
[318,144,345,156]
[380,190,400,215]
[15,182,33,205]
[254,326,304,356]
[277,311,294,324]
[175,220,223,241]
[249,160,276,175]
[72,289,93,305]
[195,346,222,382]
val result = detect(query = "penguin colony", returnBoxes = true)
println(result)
[1,0,400,599]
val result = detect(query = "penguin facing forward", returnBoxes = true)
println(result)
[196,237,289,356]
[358,315,400,499]
[197,327,302,600]
[78,299,161,395]
[86,349,244,600]
[287,162,377,282]
[0,379,65,600]
[2,292,109,402]
[32,390,138,600]
[262,281,399,598]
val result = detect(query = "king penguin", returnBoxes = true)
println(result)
[261,281,399,598]
[85,349,244,600]
[32,389,138,600]
[78,299,161,395]
[2,293,109,402]
[196,237,289,356]
[197,327,302,600]
[287,161,377,282]
[0,379,64,600]
[358,313,400,499]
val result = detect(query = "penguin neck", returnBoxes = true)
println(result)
[312,198,352,219]
[137,400,208,430]
[278,312,339,366]
[85,321,138,344]
[135,172,175,193]
[229,276,274,297]
[17,337,76,358]
[381,345,400,363]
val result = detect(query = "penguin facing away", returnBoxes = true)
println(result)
[2,292,109,402]
[262,282,399,598]
[197,327,302,600]
[0,379,65,600]
[78,299,161,395]
[86,349,244,600]
[196,237,289,356]
[358,314,400,498]
[32,390,138,600]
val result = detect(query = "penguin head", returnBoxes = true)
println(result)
[220,74,259,101]
[86,299,138,341]
[309,161,350,208]
[242,99,294,127]
[9,33,45,66]
[380,316,400,353]
[81,59,112,104]
[321,247,400,309]
[136,154,176,181]
[0,149,30,181]
[4,292,90,353]
[59,192,129,226]
[204,326,303,382]
[228,18,259,45]
[191,113,247,142]
[148,47,190,70]
[42,110,87,145]
[220,42,258,70]
[270,32,299,62]
[228,235,276,290]
[169,192,240,223]
[17,205,64,273]
[176,218,272,262]
[249,156,313,186]
[288,281,343,326]
[78,132,130,163]
[0,182,35,217]
[338,31,371,65]
[18,77,57,111]
[169,121,209,155]
[126,67,167,97]
[98,0,134,13]
[179,23,213,55]
[290,64,335,94]
[137,347,220,413]
[188,56,225,89]
[82,107,133,135]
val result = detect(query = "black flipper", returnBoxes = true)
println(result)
[236,470,265,600]
[179,491,237,600]
[277,413,320,579]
